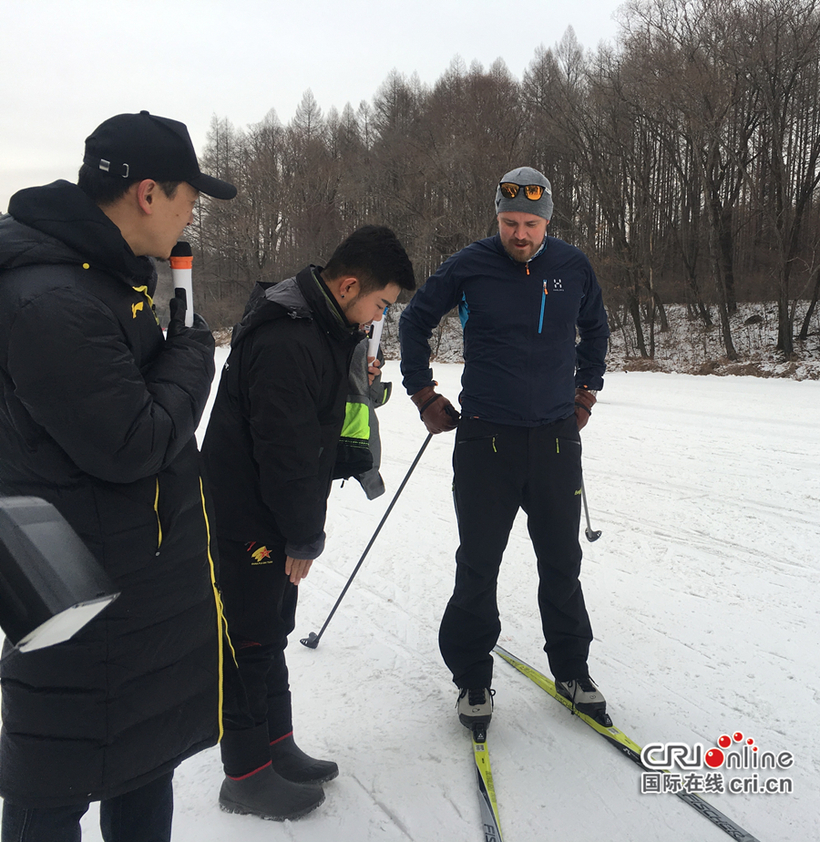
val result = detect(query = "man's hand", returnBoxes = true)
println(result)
[411,386,459,434]
[574,388,597,431]
[366,356,381,386]
[167,292,215,353]
[285,556,313,585]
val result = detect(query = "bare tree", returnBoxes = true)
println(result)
[728,0,820,356]
[188,1,820,373]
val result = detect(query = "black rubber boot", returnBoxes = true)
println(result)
[219,763,325,821]
[270,734,339,784]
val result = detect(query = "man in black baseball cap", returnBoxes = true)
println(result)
[0,112,235,841]
[84,110,236,200]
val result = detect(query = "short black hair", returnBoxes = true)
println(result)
[77,163,181,207]
[323,225,415,294]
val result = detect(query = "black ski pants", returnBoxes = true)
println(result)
[217,537,297,778]
[439,415,593,689]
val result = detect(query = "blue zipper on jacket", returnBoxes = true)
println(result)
[538,280,547,333]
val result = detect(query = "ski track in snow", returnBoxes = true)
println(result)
[9,352,818,841]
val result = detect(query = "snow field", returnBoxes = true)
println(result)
[72,356,819,840]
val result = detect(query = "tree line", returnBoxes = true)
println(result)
[189,0,820,362]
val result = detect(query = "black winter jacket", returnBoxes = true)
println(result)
[0,181,224,807]
[202,267,361,559]
[400,234,610,425]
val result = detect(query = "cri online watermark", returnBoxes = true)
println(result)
[640,731,793,795]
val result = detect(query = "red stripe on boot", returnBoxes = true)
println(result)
[269,731,294,746]
[226,760,272,781]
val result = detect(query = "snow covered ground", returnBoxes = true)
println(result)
[71,356,820,840]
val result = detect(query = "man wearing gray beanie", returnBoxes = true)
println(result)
[399,166,610,734]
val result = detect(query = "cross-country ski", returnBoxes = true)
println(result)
[493,645,761,842]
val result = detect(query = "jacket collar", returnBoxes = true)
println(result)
[6,180,155,288]
[295,265,359,342]
[230,266,360,348]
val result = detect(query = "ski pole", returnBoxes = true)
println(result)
[581,476,602,542]
[300,432,433,649]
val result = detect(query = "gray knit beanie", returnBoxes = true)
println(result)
[494,166,553,221]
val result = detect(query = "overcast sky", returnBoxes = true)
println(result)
[1,0,626,211]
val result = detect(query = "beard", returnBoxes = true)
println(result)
[502,239,542,263]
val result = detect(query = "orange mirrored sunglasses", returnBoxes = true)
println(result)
[499,182,547,201]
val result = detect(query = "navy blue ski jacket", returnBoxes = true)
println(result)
[399,233,609,426]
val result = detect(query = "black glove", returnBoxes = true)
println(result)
[167,293,215,354]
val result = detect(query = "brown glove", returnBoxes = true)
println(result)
[574,388,597,431]
[411,386,459,434]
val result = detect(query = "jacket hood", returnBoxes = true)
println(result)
[0,180,155,287]
[231,266,360,348]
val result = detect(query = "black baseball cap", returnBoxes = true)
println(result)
[83,110,237,200]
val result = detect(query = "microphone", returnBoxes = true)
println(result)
[367,308,387,359]
[170,241,194,327]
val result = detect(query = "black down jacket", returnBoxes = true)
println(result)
[202,267,361,560]
[0,181,225,807]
